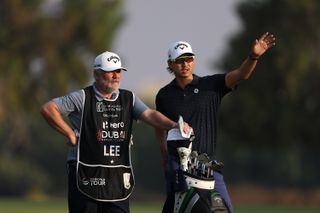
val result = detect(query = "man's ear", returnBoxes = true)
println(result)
[93,70,99,81]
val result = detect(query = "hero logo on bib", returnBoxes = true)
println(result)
[96,120,126,142]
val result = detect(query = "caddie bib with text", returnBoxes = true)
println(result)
[77,86,134,202]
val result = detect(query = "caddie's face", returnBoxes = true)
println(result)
[168,56,195,79]
[94,69,121,94]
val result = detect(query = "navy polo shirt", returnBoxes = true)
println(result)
[156,74,231,158]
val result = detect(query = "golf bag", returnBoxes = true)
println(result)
[166,125,229,213]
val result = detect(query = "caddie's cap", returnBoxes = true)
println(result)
[93,51,127,72]
[168,41,195,61]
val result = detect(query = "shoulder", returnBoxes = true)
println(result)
[119,89,134,99]
[53,89,85,114]
[156,87,168,103]
[200,74,227,88]
[157,82,175,97]
[200,74,226,83]
[54,89,84,104]
[119,88,133,95]
[155,83,176,109]
[119,89,136,107]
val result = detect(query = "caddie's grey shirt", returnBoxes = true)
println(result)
[53,83,149,161]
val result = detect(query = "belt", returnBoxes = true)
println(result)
[184,175,215,190]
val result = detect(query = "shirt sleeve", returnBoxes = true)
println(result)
[132,92,149,120]
[52,90,84,116]
[206,74,231,96]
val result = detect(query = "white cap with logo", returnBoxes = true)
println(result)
[168,41,195,61]
[94,51,127,72]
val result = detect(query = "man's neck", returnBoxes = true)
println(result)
[175,75,193,89]
[102,92,114,99]
[94,83,117,99]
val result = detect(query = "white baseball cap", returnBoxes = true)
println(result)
[168,41,195,61]
[93,51,127,72]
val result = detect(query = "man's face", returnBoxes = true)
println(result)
[168,56,195,78]
[94,69,121,94]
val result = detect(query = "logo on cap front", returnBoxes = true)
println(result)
[107,56,120,64]
[175,43,189,50]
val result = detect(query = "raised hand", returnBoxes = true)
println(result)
[251,32,276,58]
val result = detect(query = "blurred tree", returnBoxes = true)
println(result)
[216,0,320,187]
[0,0,125,195]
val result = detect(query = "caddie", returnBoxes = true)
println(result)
[41,51,190,213]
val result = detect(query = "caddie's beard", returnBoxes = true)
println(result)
[96,78,120,94]
[104,83,120,93]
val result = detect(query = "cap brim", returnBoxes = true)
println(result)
[177,53,195,58]
[98,67,127,72]
[172,53,195,61]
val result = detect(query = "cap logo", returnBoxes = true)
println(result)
[175,43,188,50]
[107,56,120,64]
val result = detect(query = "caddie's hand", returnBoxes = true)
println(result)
[67,131,78,147]
[250,32,276,58]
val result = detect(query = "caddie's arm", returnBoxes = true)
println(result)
[140,109,190,131]
[226,32,276,89]
[40,101,77,146]
[139,109,178,130]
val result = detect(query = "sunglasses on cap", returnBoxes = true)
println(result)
[173,56,195,64]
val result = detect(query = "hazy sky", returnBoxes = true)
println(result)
[115,0,242,99]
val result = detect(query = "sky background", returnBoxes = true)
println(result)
[114,0,242,100]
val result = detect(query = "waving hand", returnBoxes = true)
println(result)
[251,32,276,58]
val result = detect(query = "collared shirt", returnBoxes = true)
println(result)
[156,74,231,157]
[53,83,149,161]
[92,83,120,101]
